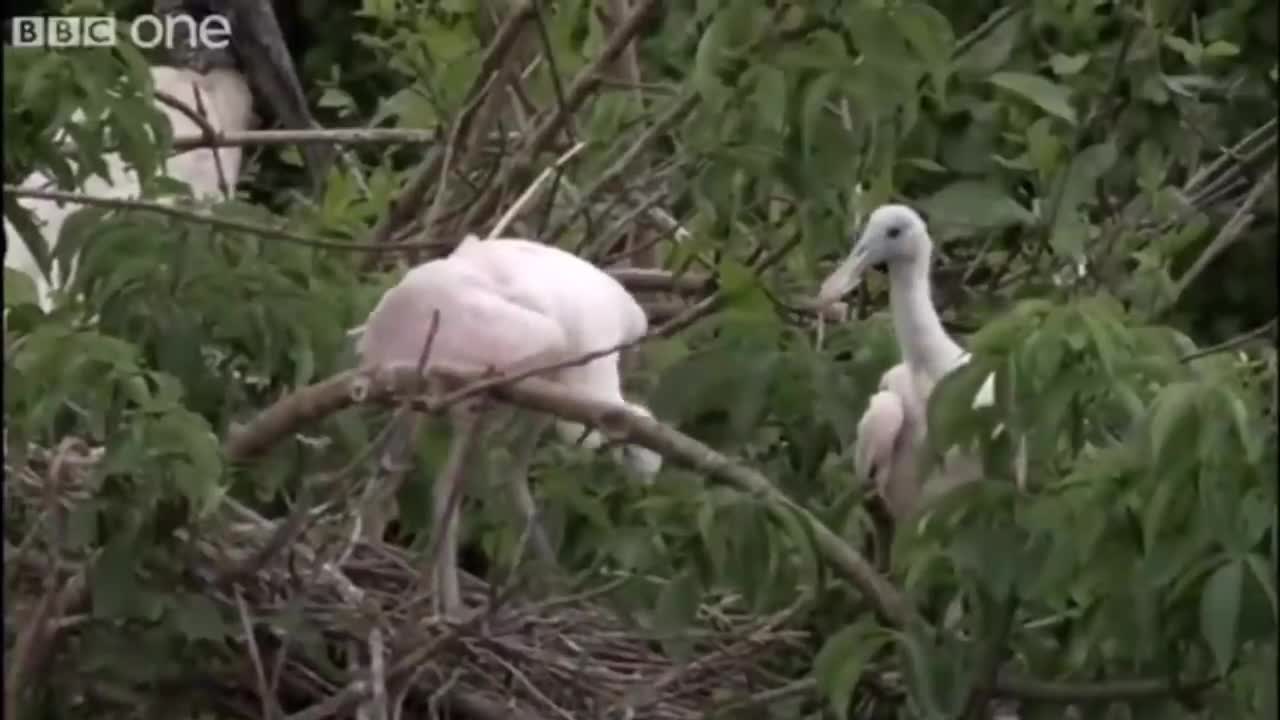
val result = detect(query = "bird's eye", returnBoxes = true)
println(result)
[886,226,902,239]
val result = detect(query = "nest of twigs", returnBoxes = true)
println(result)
[5,439,809,720]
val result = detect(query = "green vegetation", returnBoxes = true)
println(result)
[5,0,1275,718]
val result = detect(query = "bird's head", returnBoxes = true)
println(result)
[817,204,931,305]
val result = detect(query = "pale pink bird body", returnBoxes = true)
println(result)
[356,235,661,614]
[855,363,924,519]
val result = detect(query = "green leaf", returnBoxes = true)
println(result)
[918,180,1034,237]
[813,617,890,720]
[1049,142,1117,257]
[1217,386,1263,464]
[801,73,839,159]
[928,358,998,456]
[4,267,39,308]
[954,9,1022,76]
[1148,381,1201,469]
[896,626,952,717]
[989,72,1078,125]
[1200,560,1244,676]
[692,11,731,102]
[893,2,954,98]
[91,534,139,619]
[1245,553,1278,622]
[751,65,788,133]
[170,593,228,641]
[653,570,702,636]
[1049,52,1090,76]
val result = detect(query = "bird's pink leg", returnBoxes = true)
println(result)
[428,401,488,618]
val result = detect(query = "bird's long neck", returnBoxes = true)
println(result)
[888,253,966,382]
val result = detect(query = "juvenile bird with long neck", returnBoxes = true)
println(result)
[819,205,996,518]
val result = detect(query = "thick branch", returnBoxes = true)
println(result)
[222,363,913,626]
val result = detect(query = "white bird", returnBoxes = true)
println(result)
[855,363,922,519]
[818,204,1006,519]
[356,235,662,615]
[4,65,256,312]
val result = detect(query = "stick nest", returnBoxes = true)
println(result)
[5,440,809,720]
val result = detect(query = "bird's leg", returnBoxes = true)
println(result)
[504,413,561,578]
[427,398,489,618]
[360,410,424,542]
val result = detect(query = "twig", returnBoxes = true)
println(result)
[3,186,449,254]
[1180,317,1278,362]
[170,127,440,150]
[952,7,1021,59]
[606,267,711,294]
[411,74,503,266]
[365,0,537,251]
[367,628,388,720]
[1183,118,1277,195]
[235,586,279,720]
[4,438,87,719]
[1166,165,1277,308]
[540,93,699,243]
[488,140,589,238]
[529,0,575,147]
[962,593,1018,719]
[706,677,817,717]
[154,86,232,198]
[222,363,914,627]
[362,310,445,542]
[994,673,1217,703]
[460,0,663,231]
[187,83,231,197]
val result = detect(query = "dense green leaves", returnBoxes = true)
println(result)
[989,71,1079,125]
[1201,559,1245,677]
[4,0,1276,716]
[813,616,891,720]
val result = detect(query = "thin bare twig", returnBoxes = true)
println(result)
[3,186,449,254]
[488,140,588,238]
[235,587,279,719]
[1180,317,1278,362]
[460,0,663,231]
[365,0,538,251]
[170,127,439,150]
[1167,165,1277,308]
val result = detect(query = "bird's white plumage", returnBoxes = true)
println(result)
[822,204,1005,518]
[358,235,661,476]
[358,236,662,616]
[4,67,255,310]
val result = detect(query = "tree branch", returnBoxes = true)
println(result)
[4,186,449,254]
[460,0,663,232]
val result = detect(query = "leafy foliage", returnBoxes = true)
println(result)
[4,0,1275,718]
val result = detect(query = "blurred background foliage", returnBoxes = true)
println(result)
[4,0,1276,717]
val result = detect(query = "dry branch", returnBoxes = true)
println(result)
[222,362,914,627]
[365,0,538,252]
[459,0,663,232]
[3,186,449,254]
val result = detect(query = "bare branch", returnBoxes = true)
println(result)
[460,0,664,231]
[365,0,538,251]
[4,185,449,254]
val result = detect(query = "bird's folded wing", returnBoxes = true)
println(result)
[357,277,569,374]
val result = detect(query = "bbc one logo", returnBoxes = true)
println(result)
[9,14,231,50]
